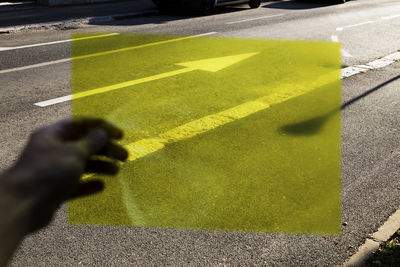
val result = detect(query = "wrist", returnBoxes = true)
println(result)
[0,167,38,232]
[0,168,36,266]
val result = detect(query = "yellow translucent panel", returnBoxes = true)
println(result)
[69,33,341,234]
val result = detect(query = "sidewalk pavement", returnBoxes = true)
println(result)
[0,0,157,28]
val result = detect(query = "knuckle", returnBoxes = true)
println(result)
[66,144,87,160]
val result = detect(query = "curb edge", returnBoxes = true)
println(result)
[343,208,400,267]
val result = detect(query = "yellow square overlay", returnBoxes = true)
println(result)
[69,33,341,234]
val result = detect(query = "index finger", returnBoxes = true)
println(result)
[70,117,124,140]
[46,118,124,141]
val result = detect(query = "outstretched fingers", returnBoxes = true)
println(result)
[98,142,128,162]
[68,117,124,140]
[68,180,105,199]
[78,128,109,157]
[85,159,120,175]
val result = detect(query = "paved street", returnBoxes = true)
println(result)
[1,0,400,266]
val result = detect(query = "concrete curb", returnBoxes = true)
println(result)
[343,208,400,266]
[0,9,158,34]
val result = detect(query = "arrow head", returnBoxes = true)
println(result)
[176,52,259,72]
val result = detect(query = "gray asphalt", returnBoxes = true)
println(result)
[1,0,400,266]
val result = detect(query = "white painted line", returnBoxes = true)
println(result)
[383,51,400,61]
[343,208,400,266]
[341,66,368,78]
[354,64,374,70]
[0,33,119,52]
[0,32,217,74]
[226,14,284,25]
[331,35,339,42]
[336,21,374,31]
[0,58,71,74]
[34,95,72,107]
[0,1,33,5]
[340,51,400,78]
[367,58,395,69]
[191,31,218,37]
[382,14,400,20]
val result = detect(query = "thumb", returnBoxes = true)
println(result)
[79,128,108,157]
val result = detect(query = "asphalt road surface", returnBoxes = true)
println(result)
[1,0,400,266]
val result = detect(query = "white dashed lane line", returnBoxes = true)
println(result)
[0,32,217,74]
[226,14,284,25]
[0,33,119,51]
[382,14,400,20]
[336,21,374,32]
[336,13,400,32]
[0,58,71,74]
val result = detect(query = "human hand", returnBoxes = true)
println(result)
[1,118,128,232]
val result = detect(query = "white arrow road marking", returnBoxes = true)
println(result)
[34,52,259,107]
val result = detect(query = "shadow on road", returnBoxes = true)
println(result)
[279,75,400,136]
[263,0,338,10]
[90,6,248,27]
[0,1,156,28]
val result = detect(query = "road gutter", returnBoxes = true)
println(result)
[343,208,400,267]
